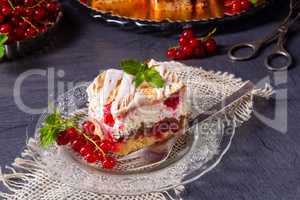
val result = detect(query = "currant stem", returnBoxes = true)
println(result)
[83,134,106,157]
[30,0,47,8]
[7,0,39,32]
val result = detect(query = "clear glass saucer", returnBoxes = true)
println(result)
[34,82,236,195]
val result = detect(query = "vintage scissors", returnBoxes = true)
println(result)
[228,0,300,71]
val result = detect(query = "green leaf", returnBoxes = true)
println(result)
[134,72,145,88]
[249,0,258,5]
[144,68,165,88]
[0,46,4,59]
[0,34,8,45]
[120,60,144,76]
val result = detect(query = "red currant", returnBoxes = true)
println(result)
[174,49,186,60]
[164,93,180,110]
[0,24,12,34]
[14,28,25,41]
[71,137,86,152]
[24,0,35,6]
[166,48,176,59]
[240,0,251,10]
[94,151,104,161]
[24,8,34,17]
[25,27,37,38]
[80,143,94,157]
[179,36,189,46]
[1,6,12,16]
[82,121,95,134]
[189,38,200,48]
[182,45,193,57]
[193,45,206,58]
[18,21,28,29]
[204,38,217,55]
[46,2,59,12]
[11,17,21,26]
[102,156,116,169]
[103,102,115,127]
[56,131,70,145]
[100,140,112,153]
[66,127,78,142]
[34,7,47,21]
[14,6,24,16]
[85,153,98,163]
[182,29,194,39]
[232,1,242,12]
[0,14,4,24]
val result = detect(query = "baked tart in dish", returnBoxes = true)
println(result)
[87,59,190,156]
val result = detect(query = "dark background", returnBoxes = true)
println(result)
[0,0,300,199]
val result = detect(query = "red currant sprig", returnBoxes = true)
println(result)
[56,121,117,169]
[0,0,61,44]
[166,28,218,60]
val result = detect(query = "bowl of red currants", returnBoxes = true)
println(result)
[0,0,62,60]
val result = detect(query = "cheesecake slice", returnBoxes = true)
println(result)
[87,60,189,156]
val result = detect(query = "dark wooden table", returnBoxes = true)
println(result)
[0,1,299,199]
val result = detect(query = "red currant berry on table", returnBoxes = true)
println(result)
[189,38,200,48]
[179,36,189,46]
[174,49,186,60]
[82,121,95,134]
[56,131,70,145]
[46,2,60,12]
[166,48,177,59]
[204,38,217,55]
[193,45,206,58]
[182,29,194,39]
[182,45,193,57]
[0,24,12,34]
[1,6,12,16]
[11,17,21,26]
[102,156,116,169]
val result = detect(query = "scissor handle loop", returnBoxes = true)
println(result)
[264,50,292,71]
[228,42,261,61]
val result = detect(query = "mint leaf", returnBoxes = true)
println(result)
[0,34,8,45]
[144,68,165,88]
[120,60,165,88]
[120,60,144,76]
[249,0,258,5]
[39,111,80,148]
[0,46,4,59]
[135,72,145,87]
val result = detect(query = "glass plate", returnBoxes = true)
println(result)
[34,82,236,195]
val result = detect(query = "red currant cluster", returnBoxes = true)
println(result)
[224,0,252,15]
[0,0,61,44]
[56,120,117,169]
[166,29,217,60]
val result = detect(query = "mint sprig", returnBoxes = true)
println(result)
[120,60,165,88]
[39,110,81,148]
[0,34,8,59]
